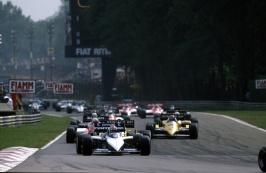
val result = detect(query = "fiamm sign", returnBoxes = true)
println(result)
[255,79,266,89]
[9,80,35,93]
[53,83,74,94]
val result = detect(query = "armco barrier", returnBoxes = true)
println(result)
[0,114,42,126]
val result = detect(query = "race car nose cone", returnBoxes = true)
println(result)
[108,136,124,151]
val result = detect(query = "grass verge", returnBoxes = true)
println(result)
[196,110,266,130]
[0,115,72,150]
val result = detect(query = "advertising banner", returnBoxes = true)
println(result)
[255,79,266,89]
[9,80,35,93]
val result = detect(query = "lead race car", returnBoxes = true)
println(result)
[79,120,151,156]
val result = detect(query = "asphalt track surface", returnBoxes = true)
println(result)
[6,110,266,173]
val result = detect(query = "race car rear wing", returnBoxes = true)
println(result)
[163,107,180,112]
[94,120,135,132]
[147,103,163,108]
[160,110,191,120]
[83,115,109,122]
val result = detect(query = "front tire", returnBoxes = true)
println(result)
[189,123,198,139]
[140,136,150,156]
[66,126,76,143]
[258,147,266,172]
[83,135,93,156]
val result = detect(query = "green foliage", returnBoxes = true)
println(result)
[202,110,266,130]
[1,0,266,101]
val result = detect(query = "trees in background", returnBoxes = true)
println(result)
[1,0,266,101]
[81,0,266,101]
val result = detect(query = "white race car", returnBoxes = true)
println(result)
[77,120,151,156]
[66,100,86,113]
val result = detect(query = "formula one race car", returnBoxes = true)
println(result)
[54,100,72,112]
[66,100,87,114]
[83,108,130,123]
[138,103,164,118]
[78,120,151,156]
[66,119,95,143]
[146,114,198,139]
[258,147,266,172]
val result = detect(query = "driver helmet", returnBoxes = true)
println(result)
[92,118,99,123]
[168,115,176,121]
[170,105,175,110]
[92,113,97,118]
[109,124,117,133]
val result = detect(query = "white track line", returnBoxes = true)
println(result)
[41,131,66,149]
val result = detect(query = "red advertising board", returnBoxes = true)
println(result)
[53,83,73,94]
[44,81,54,90]
[9,80,36,93]
[256,79,266,89]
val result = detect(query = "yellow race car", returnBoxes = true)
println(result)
[146,114,198,139]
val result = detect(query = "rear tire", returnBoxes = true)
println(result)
[83,135,93,156]
[70,120,79,125]
[67,106,72,114]
[139,109,146,119]
[76,133,83,154]
[123,115,131,120]
[140,136,150,156]
[140,130,151,139]
[146,123,154,138]
[258,147,266,172]
[55,106,61,112]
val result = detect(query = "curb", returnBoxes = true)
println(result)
[0,147,38,172]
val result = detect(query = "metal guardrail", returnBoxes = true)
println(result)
[0,114,42,126]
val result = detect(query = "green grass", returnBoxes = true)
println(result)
[196,110,266,130]
[0,115,72,150]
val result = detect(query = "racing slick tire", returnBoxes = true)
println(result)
[70,119,80,125]
[189,123,198,139]
[139,109,146,119]
[154,114,161,125]
[66,126,76,143]
[190,118,198,124]
[76,133,83,154]
[133,134,142,150]
[55,105,61,112]
[185,114,192,120]
[140,130,151,139]
[146,123,154,138]
[258,147,266,172]
[66,106,73,114]
[123,115,131,121]
[140,136,150,156]
[83,135,93,156]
